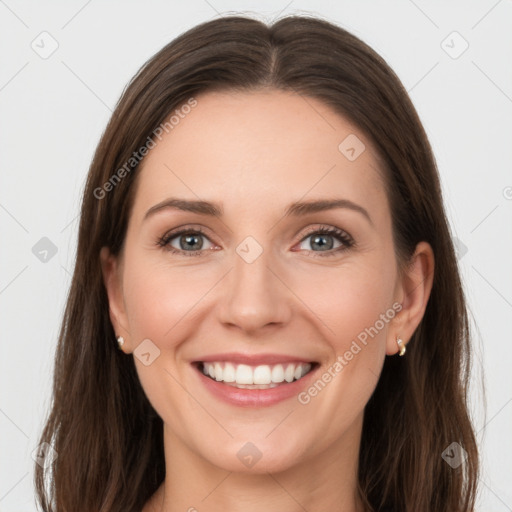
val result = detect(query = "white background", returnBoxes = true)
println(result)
[0,1,511,510]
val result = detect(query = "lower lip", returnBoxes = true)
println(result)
[194,364,319,407]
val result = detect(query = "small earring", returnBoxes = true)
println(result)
[397,336,406,356]
[117,336,125,350]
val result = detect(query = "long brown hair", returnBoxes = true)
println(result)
[34,14,479,511]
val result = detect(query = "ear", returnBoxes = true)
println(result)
[387,241,435,355]
[100,246,131,351]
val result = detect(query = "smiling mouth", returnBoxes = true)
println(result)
[194,361,319,389]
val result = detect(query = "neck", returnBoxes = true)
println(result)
[146,414,365,512]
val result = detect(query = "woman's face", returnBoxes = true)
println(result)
[102,89,425,474]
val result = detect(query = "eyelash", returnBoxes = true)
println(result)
[157,224,355,258]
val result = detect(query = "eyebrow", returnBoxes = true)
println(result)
[144,198,373,225]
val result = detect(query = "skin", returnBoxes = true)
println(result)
[101,89,434,512]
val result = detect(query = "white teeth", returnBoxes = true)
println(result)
[235,364,253,384]
[214,362,223,381]
[271,364,285,383]
[284,364,295,383]
[223,362,235,382]
[200,361,313,385]
[253,365,272,385]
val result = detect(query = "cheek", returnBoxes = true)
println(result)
[284,260,396,456]
[290,257,396,412]
[121,256,210,436]
[292,258,396,351]
[122,255,217,343]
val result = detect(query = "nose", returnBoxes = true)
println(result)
[217,241,292,334]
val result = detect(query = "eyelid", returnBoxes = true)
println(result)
[160,224,215,240]
[294,225,354,256]
[158,223,354,256]
[158,224,217,250]
[298,224,354,243]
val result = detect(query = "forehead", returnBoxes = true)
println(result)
[132,89,387,220]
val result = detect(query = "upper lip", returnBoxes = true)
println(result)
[193,353,317,365]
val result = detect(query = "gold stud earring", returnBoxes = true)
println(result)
[117,336,125,351]
[397,336,406,356]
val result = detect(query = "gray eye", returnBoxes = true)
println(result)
[299,233,342,252]
[168,232,213,252]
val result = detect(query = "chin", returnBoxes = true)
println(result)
[199,435,309,475]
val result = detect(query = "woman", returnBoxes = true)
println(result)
[34,14,479,512]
